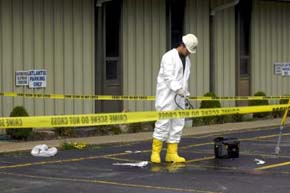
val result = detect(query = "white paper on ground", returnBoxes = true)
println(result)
[31,144,58,157]
[113,161,148,168]
[254,158,266,165]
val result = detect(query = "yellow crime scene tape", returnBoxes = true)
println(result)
[1,91,290,101]
[1,104,290,129]
[0,92,155,101]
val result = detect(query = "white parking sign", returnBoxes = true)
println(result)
[28,69,47,88]
[274,63,290,76]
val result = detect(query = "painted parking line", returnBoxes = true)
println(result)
[183,149,290,159]
[103,155,138,162]
[187,126,280,139]
[0,171,221,193]
[0,142,215,170]
[183,130,290,167]
[181,142,213,149]
[186,156,215,163]
[186,163,240,172]
[0,152,130,170]
[181,133,290,151]
[105,153,215,164]
[256,161,290,170]
[1,132,289,170]
[186,151,290,172]
[241,133,290,141]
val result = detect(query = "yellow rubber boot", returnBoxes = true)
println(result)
[165,143,186,163]
[150,138,163,163]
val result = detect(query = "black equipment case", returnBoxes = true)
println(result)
[214,137,240,159]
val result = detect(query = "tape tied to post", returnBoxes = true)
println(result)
[1,104,290,129]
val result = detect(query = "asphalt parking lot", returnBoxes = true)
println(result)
[1,127,290,193]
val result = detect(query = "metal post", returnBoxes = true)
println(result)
[275,99,290,155]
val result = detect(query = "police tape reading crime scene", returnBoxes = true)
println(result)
[50,114,128,126]
[1,104,290,129]
[1,91,290,101]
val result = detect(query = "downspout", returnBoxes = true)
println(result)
[209,0,239,92]
[96,0,111,7]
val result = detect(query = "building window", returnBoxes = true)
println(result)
[105,0,121,57]
[105,0,121,81]
[166,0,186,49]
[238,1,251,76]
[106,59,118,80]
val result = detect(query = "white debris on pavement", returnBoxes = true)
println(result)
[125,150,142,154]
[113,161,148,168]
[31,144,58,157]
[254,158,266,165]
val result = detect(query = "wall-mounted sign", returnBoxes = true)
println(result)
[15,71,29,86]
[274,63,290,76]
[15,69,47,88]
[28,69,47,88]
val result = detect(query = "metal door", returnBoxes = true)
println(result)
[95,0,122,113]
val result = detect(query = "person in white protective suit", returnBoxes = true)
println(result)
[151,34,198,163]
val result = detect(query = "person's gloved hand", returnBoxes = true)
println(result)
[177,89,185,97]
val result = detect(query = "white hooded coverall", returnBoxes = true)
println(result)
[153,48,191,143]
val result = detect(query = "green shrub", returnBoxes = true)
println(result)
[94,126,110,136]
[249,91,269,118]
[280,96,290,106]
[273,95,290,118]
[6,106,32,140]
[128,123,143,133]
[111,126,122,134]
[200,92,223,125]
[192,117,203,126]
[93,125,121,136]
[231,114,244,122]
[54,127,76,137]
